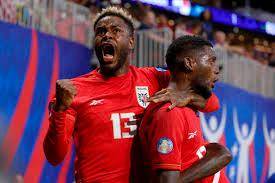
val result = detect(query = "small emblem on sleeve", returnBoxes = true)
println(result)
[157,137,173,154]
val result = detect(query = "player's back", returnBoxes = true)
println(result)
[139,102,229,183]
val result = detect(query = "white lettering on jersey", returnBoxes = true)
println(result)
[188,131,197,139]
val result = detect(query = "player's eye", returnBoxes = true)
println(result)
[96,28,106,35]
[113,28,121,34]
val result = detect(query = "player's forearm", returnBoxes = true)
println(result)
[178,143,232,183]
[156,171,180,183]
[43,111,72,166]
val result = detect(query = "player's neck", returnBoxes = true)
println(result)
[169,73,193,92]
[99,60,130,78]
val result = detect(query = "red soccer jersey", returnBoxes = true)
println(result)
[139,102,229,183]
[44,65,220,182]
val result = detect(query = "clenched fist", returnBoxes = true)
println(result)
[54,79,77,112]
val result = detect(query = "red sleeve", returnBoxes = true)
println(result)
[149,108,187,171]
[141,67,170,89]
[43,100,76,166]
[199,93,220,113]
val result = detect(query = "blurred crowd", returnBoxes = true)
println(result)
[0,0,274,67]
[86,0,275,68]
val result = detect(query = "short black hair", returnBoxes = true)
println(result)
[93,6,135,37]
[165,35,213,72]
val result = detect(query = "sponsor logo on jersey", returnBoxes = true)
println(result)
[90,99,104,106]
[188,131,197,139]
[135,86,149,108]
[157,137,173,154]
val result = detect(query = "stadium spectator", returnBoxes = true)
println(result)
[174,19,191,38]
[213,31,228,47]
[138,9,157,30]
[200,9,214,41]
[188,20,203,35]
[157,14,172,30]
[269,43,275,67]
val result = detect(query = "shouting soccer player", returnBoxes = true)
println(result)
[44,7,224,182]
[139,35,232,183]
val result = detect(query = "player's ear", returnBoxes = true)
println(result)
[182,57,196,72]
[129,33,135,50]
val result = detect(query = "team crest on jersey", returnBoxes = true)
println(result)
[135,86,149,108]
[157,137,173,154]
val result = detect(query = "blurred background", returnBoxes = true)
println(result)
[0,0,274,182]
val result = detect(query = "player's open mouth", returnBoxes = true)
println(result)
[101,43,115,63]
[211,78,219,88]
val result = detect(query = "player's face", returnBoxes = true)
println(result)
[192,46,219,98]
[94,16,134,76]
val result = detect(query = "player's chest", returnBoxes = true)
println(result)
[75,77,159,114]
[74,82,158,139]
[184,117,205,148]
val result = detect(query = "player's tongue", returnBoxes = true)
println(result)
[102,45,115,63]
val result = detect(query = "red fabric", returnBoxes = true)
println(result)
[200,93,220,113]
[139,102,228,183]
[43,66,169,182]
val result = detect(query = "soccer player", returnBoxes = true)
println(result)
[139,35,232,183]
[44,7,221,182]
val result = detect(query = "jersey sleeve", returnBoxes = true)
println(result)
[149,108,188,171]
[43,99,76,166]
[199,93,220,113]
[141,67,170,89]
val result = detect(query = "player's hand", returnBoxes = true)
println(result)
[54,79,77,112]
[147,88,194,110]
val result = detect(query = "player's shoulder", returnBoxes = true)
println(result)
[158,104,197,121]
[148,103,184,121]
[69,69,98,85]
[137,66,168,74]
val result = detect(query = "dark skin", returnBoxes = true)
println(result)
[154,46,231,183]
[94,16,134,77]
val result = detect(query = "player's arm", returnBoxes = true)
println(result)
[43,79,77,166]
[149,88,220,112]
[146,68,220,112]
[156,143,232,183]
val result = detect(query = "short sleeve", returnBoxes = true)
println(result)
[149,108,188,171]
[199,93,220,113]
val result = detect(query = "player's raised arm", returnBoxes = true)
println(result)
[43,79,77,166]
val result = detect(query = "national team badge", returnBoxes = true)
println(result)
[157,137,173,154]
[135,86,149,108]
